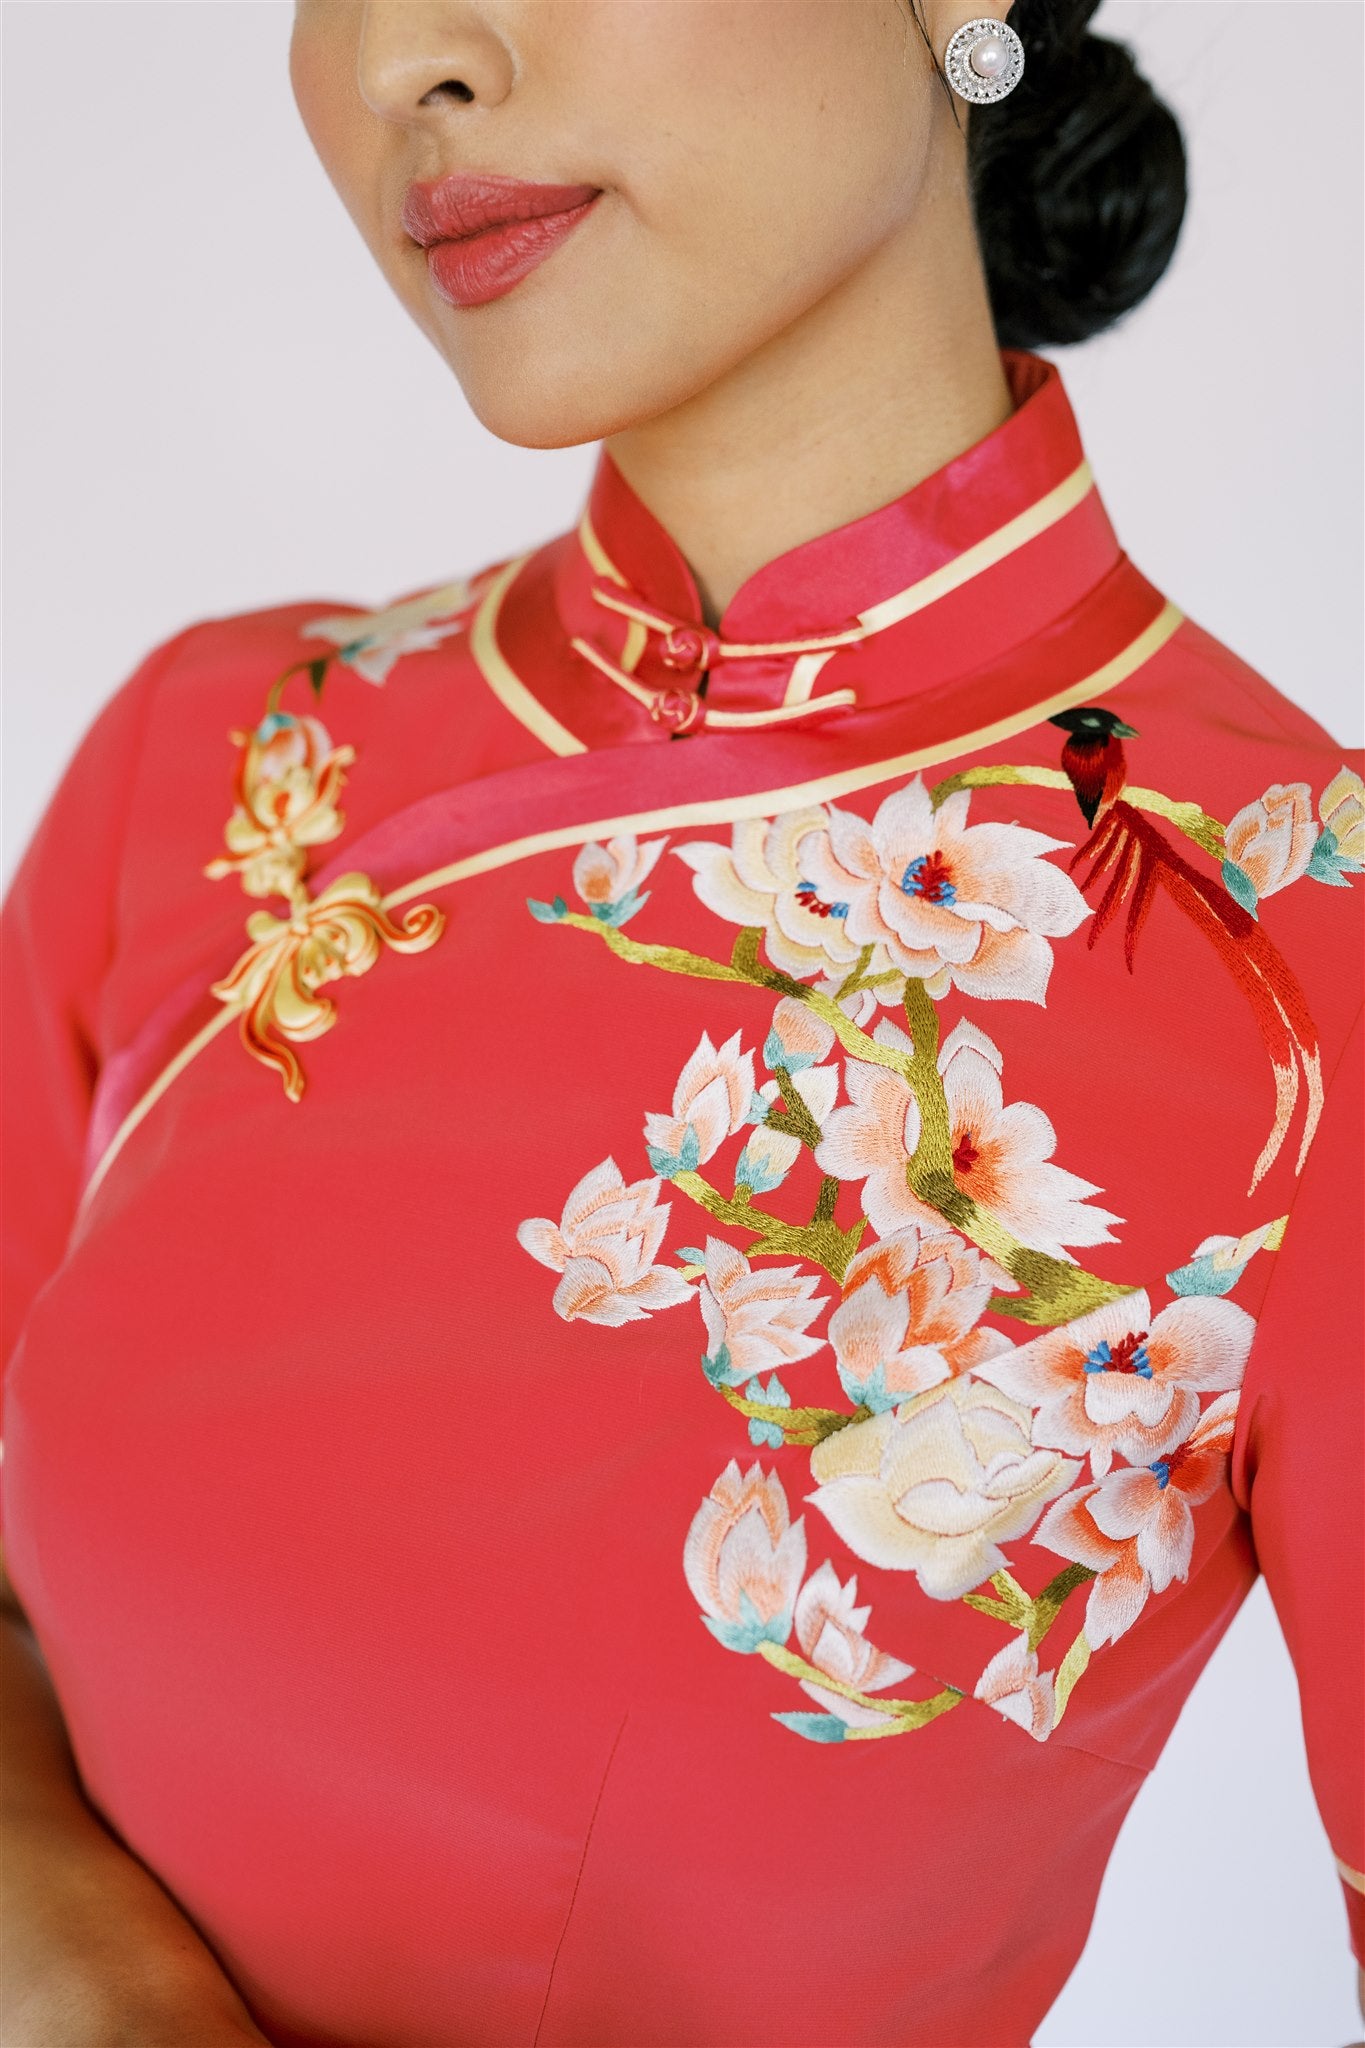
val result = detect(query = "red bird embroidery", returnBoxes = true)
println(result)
[1049,707,1323,1189]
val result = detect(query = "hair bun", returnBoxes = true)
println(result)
[969,2,1187,348]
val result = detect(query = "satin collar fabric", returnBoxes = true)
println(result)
[540,350,1126,741]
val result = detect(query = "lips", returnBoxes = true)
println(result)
[402,172,601,308]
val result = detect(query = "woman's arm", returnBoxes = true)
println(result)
[0,1545,269,2046]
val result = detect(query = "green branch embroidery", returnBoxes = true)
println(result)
[549,909,1139,1326]
[929,763,1226,861]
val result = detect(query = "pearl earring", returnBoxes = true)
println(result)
[944,17,1026,103]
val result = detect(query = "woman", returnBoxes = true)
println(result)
[2,3,1361,2044]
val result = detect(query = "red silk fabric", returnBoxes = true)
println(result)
[3,353,1361,2044]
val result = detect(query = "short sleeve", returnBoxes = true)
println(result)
[1231,1000,1365,1961]
[1,626,198,1397]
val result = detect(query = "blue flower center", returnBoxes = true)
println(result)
[1150,1459,1171,1489]
[1082,1334,1152,1377]
[898,851,957,905]
[795,880,848,920]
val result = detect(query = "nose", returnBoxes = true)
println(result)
[356,1,516,124]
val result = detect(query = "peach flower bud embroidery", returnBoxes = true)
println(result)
[571,832,667,928]
[1221,781,1317,910]
[683,1460,807,1654]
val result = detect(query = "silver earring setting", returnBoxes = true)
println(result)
[944,17,1026,103]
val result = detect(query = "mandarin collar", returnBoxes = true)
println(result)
[541,350,1125,740]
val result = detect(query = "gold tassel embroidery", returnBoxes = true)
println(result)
[209,875,444,1100]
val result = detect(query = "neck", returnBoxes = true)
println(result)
[604,160,1012,626]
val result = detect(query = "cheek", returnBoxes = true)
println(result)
[288,3,374,221]
[622,0,924,259]
[447,2,933,445]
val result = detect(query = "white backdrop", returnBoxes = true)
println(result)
[3,4,1362,2044]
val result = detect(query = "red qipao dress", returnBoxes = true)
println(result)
[3,351,1363,2048]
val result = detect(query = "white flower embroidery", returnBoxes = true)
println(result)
[301,579,474,684]
[517,1156,694,1326]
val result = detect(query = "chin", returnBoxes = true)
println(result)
[443,328,711,452]
[457,369,626,451]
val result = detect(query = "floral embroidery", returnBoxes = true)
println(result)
[1034,1391,1241,1646]
[806,1379,1080,1599]
[203,578,477,1092]
[518,732,1360,1748]
[973,1289,1254,1479]
[682,1459,808,1654]
[644,1030,765,1176]
[789,1561,915,1729]
[1222,768,1364,912]
[814,1014,1121,1258]
[1319,766,1365,866]
[674,806,902,995]
[827,1225,1010,1411]
[1165,1215,1287,1298]
[1223,782,1320,903]
[300,580,473,684]
[794,777,1091,1002]
[572,833,667,926]
[698,1237,828,1386]
[973,1635,1056,1742]
[207,874,443,1102]
[516,1156,695,1326]
[204,712,354,901]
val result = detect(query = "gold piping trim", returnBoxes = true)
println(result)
[80,1008,240,1215]
[582,460,1095,652]
[856,459,1095,635]
[577,507,624,584]
[704,691,860,730]
[784,650,838,708]
[578,510,643,670]
[571,633,858,729]
[570,634,658,709]
[389,599,1183,908]
[621,620,648,672]
[81,596,1182,1209]
[1338,1857,1365,1897]
[590,588,865,659]
[470,555,587,758]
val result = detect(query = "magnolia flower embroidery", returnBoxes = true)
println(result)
[974,1289,1254,1479]
[793,775,1090,1003]
[1166,1217,1286,1299]
[973,1636,1055,1742]
[792,1561,915,1728]
[643,1029,761,1176]
[301,578,474,684]
[1034,1391,1241,1645]
[1222,781,1318,907]
[517,1156,695,1326]
[827,1224,1012,1412]
[204,711,355,902]
[764,994,837,1071]
[699,1237,828,1386]
[815,1016,1120,1259]
[674,806,904,993]
[735,1066,840,1196]
[572,833,667,926]
[1320,766,1364,864]
[208,872,444,1099]
[683,1460,807,1653]
[806,1378,1080,1601]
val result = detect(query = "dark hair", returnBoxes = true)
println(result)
[917,1,1188,349]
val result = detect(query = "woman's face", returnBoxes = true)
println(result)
[291,0,965,449]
